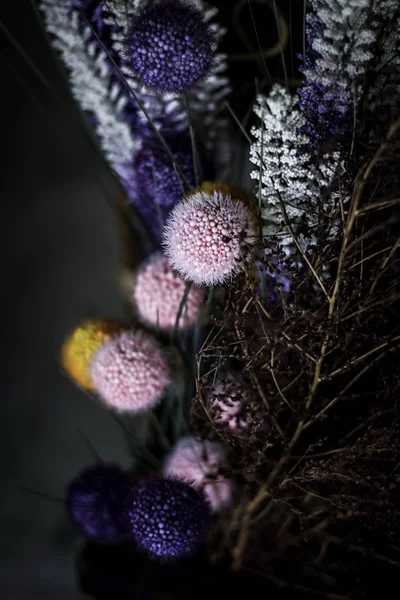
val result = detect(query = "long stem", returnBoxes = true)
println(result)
[183,93,201,187]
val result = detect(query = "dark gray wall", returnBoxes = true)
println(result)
[1,2,131,597]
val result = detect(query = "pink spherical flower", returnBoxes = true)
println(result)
[162,190,257,286]
[133,253,206,330]
[163,436,233,511]
[90,330,169,413]
[208,377,253,434]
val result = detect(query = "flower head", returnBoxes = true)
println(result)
[134,132,195,238]
[208,376,254,434]
[124,0,215,92]
[133,253,205,330]
[61,318,127,391]
[65,464,131,542]
[90,330,169,413]
[163,189,257,286]
[163,436,233,511]
[123,476,210,560]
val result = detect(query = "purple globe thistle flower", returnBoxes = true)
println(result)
[123,476,210,561]
[134,132,196,239]
[163,189,257,286]
[124,0,216,93]
[65,464,131,542]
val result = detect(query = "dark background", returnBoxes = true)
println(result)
[1,1,132,597]
[0,1,301,597]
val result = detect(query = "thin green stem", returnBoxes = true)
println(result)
[174,281,193,336]
[225,100,252,144]
[183,93,201,187]
[272,0,288,89]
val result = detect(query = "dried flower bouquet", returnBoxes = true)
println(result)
[38,0,400,596]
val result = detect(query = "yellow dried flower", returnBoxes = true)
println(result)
[61,318,127,390]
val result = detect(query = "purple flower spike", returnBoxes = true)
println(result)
[65,464,131,542]
[123,476,210,561]
[124,0,215,92]
[297,4,376,150]
[298,20,353,149]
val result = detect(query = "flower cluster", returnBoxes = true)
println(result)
[249,0,400,258]
[47,2,235,563]
[40,0,139,202]
[48,0,400,586]
[102,0,231,149]
[66,468,210,559]
[298,0,400,150]
[41,0,230,247]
